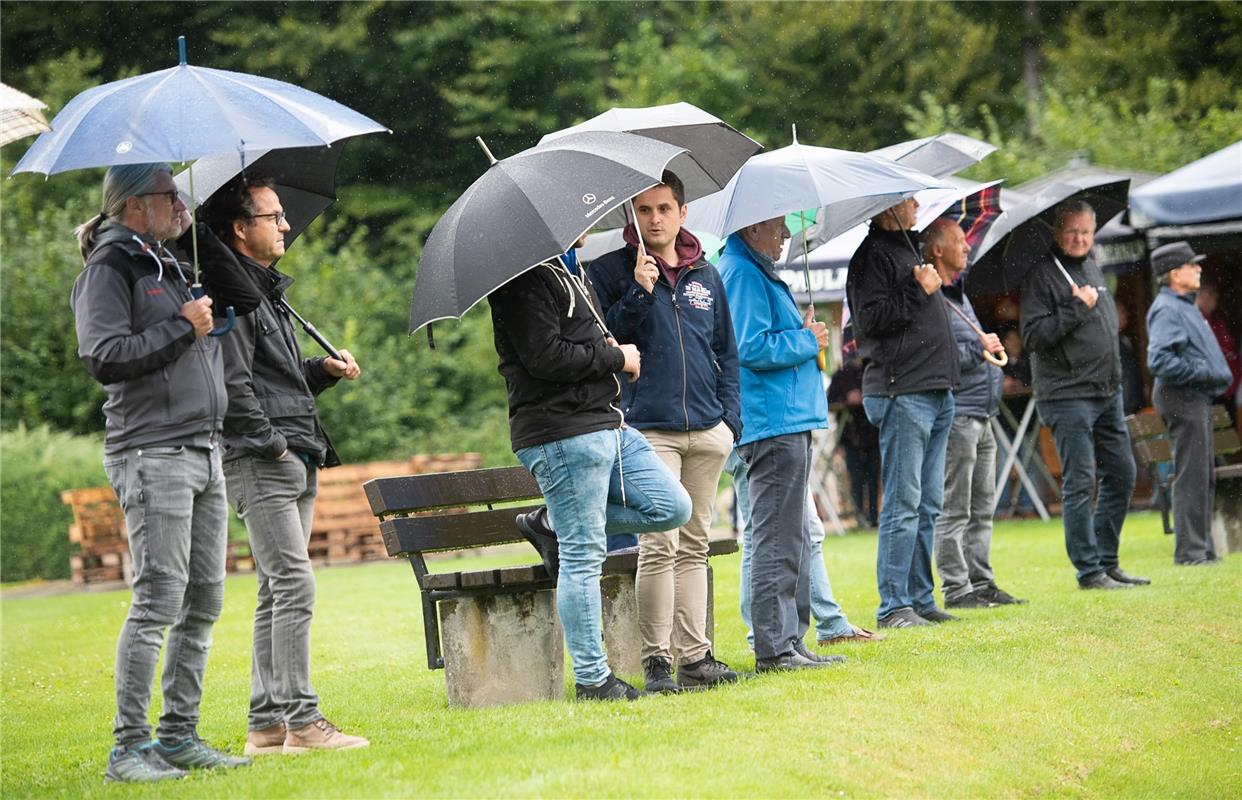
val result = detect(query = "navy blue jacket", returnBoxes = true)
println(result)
[588,244,742,439]
[1146,286,1233,401]
[944,283,1002,419]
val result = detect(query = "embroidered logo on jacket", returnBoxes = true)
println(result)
[683,281,714,311]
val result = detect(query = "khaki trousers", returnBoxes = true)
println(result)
[636,421,733,663]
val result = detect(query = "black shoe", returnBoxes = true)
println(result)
[792,641,847,664]
[755,651,836,672]
[1176,557,1221,566]
[677,651,740,687]
[914,606,960,623]
[575,672,642,701]
[945,592,998,609]
[1105,566,1151,585]
[516,506,559,580]
[876,608,933,628]
[1079,571,1131,590]
[978,585,1027,605]
[642,656,680,694]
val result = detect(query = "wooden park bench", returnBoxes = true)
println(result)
[364,465,738,708]
[1126,405,1242,554]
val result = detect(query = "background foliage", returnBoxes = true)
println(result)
[2,1,1240,580]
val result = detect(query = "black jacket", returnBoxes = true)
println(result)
[489,262,627,451]
[846,227,959,397]
[220,254,340,467]
[588,245,741,438]
[1019,247,1121,401]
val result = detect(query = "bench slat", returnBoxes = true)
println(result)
[366,467,541,516]
[1126,413,1167,440]
[1214,429,1240,454]
[380,505,544,556]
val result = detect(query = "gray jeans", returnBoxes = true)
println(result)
[105,444,228,747]
[225,454,321,731]
[932,417,997,602]
[1154,384,1218,563]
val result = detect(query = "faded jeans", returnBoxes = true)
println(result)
[105,444,227,747]
[225,454,321,731]
[517,426,691,685]
[932,417,998,603]
[864,390,954,620]
[726,451,853,645]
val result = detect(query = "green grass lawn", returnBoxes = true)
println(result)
[2,511,1239,798]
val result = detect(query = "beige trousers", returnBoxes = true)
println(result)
[636,421,734,663]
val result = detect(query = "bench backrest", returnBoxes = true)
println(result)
[1126,406,1240,467]
[364,466,542,557]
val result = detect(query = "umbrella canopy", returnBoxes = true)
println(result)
[409,131,687,334]
[684,139,944,239]
[966,176,1131,298]
[12,37,387,176]
[538,102,761,229]
[0,82,50,147]
[1129,141,1242,228]
[870,132,997,180]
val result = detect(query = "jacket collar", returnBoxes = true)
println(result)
[1159,285,1198,304]
[234,250,295,297]
[724,232,783,283]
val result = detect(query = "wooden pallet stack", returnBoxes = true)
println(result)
[61,486,131,585]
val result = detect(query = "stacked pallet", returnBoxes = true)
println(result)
[61,486,130,585]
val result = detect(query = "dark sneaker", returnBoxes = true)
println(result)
[576,672,642,701]
[677,651,740,687]
[755,650,836,672]
[1105,567,1151,585]
[877,608,933,628]
[643,656,680,694]
[978,585,1027,605]
[105,743,188,783]
[793,641,847,664]
[915,606,961,624]
[945,592,998,609]
[515,506,559,580]
[1079,571,1132,590]
[154,737,251,770]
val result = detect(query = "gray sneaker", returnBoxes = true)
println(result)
[104,743,188,783]
[677,651,739,687]
[1079,571,1132,590]
[915,606,961,624]
[792,641,847,664]
[154,737,252,770]
[643,655,680,694]
[755,650,836,672]
[877,608,933,628]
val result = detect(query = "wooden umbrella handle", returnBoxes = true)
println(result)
[941,293,1008,367]
[984,349,1009,367]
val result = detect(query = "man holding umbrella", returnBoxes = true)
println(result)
[72,163,253,781]
[1019,200,1143,589]
[201,174,368,753]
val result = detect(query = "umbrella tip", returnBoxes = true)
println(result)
[475,136,499,166]
[791,124,798,145]
[178,35,187,66]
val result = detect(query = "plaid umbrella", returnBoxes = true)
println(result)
[937,180,1004,270]
[0,82,50,147]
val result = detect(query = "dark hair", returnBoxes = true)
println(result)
[660,170,685,207]
[1053,199,1096,229]
[201,172,277,246]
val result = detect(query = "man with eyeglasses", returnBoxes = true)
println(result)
[201,173,367,755]
[72,163,257,782]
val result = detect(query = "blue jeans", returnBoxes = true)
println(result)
[726,452,853,645]
[516,426,691,685]
[863,390,954,620]
[1036,390,1136,579]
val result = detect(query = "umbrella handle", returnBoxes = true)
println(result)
[940,292,1006,367]
[984,349,1008,367]
[192,283,235,337]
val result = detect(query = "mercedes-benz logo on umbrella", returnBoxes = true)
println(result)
[115,141,133,154]
[582,193,596,205]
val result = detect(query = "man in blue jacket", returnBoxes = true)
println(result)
[1146,241,1232,565]
[923,219,1025,609]
[589,172,741,691]
[718,216,839,672]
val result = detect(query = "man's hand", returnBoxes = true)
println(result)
[323,348,361,380]
[609,336,642,382]
[634,254,658,294]
[1072,283,1099,309]
[982,332,1004,356]
[913,263,942,295]
[802,306,829,349]
[180,296,213,338]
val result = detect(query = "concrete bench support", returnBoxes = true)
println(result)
[1212,473,1242,556]
[599,565,718,680]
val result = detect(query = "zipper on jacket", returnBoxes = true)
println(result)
[670,293,691,430]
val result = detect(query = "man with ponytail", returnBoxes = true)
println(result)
[72,163,253,782]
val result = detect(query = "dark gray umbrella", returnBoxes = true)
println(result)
[409,131,687,334]
[965,176,1131,298]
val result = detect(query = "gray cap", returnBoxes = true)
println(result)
[1151,240,1205,277]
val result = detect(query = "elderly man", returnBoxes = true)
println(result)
[847,198,960,629]
[922,219,1025,609]
[718,216,841,671]
[1146,241,1232,565]
[202,174,368,754]
[1019,200,1143,589]
[589,172,741,692]
[72,163,253,781]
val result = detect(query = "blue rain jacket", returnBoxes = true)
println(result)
[1146,286,1233,400]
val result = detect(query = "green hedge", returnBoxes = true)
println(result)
[0,425,107,583]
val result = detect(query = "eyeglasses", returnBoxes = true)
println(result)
[139,190,180,204]
[251,211,287,226]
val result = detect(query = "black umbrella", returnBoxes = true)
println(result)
[965,176,1131,298]
[409,131,687,334]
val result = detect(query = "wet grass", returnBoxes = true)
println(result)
[2,511,1239,798]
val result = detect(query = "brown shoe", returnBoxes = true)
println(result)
[244,722,287,756]
[817,625,887,647]
[283,718,369,754]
